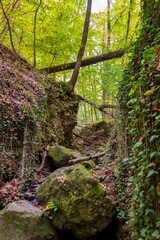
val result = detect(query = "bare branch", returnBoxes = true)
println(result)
[69,151,106,165]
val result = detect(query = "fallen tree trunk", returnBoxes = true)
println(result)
[39,49,125,74]
[73,131,93,143]
[77,95,116,109]
[69,151,106,165]
[77,94,115,118]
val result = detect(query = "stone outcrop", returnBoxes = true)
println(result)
[36,164,116,239]
[0,200,58,240]
[0,44,79,184]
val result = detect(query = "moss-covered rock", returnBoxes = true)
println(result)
[0,200,58,240]
[48,144,72,168]
[42,82,79,147]
[36,164,115,239]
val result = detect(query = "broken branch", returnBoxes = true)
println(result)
[69,151,106,165]
[36,145,49,172]
[77,94,115,118]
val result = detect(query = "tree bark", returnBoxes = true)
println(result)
[69,0,92,91]
[125,0,133,42]
[69,151,106,165]
[39,49,125,74]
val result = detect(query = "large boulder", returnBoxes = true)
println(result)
[48,144,72,168]
[0,200,58,240]
[36,164,115,239]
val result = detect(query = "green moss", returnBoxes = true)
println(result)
[81,160,96,169]
[49,145,71,162]
[60,81,72,93]
[37,164,115,239]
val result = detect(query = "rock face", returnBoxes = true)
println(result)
[43,82,79,147]
[0,44,79,184]
[36,164,115,239]
[0,200,58,240]
[48,145,72,168]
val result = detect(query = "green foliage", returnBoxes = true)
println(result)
[45,200,58,212]
[0,0,140,123]
[0,0,86,68]
[117,1,160,239]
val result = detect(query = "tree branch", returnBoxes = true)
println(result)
[36,145,49,172]
[77,94,115,118]
[39,49,125,74]
[69,151,106,165]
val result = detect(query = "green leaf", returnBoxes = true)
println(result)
[140,228,147,237]
[150,151,160,158]
[127,98,137,106]
[152,230,160,239]
[149,135,159,142]
[146,162,156,168]
[145,208,154,216]
[156,221,160,227]
[147,169,158,178]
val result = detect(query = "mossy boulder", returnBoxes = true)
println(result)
[48,145,72,168]
[36,164,115,239]
[0,200,58,240]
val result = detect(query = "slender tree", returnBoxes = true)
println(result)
[0,0,16,52]
[69,0,92,92]
[33,0,42,67]
[125,0,133,42]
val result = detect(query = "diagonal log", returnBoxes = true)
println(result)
[77,94,115,118]
[69,151,106,165]
[39,49,125,74]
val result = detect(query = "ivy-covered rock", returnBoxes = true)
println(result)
[0,200,58,240]
[36,164,115,239]
[48,144,72,168]
[0,44,79,184]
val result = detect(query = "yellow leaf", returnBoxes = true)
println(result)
[144,90,153,96]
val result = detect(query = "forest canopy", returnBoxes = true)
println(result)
[0,1,160,240]
[0,0,140,120]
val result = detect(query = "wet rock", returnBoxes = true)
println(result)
[0,200,58,240]
[36,164,115,239]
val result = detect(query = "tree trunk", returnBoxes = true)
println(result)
[102,0,111,119]
[125,0,133,42]
[69,0,92,92]
[33,0,42,68]
[39,49,125,74]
